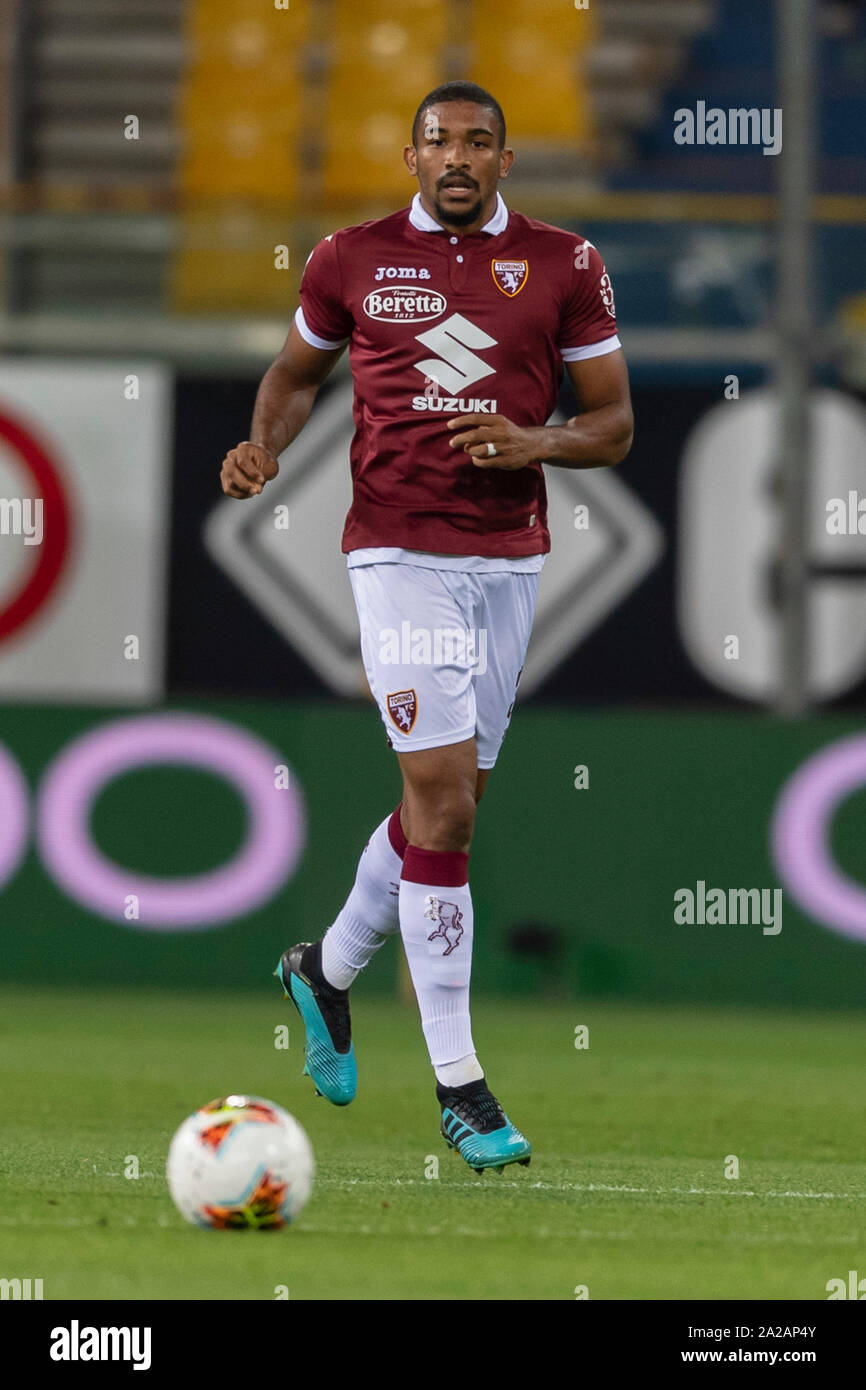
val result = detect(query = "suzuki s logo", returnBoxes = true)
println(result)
[363,287,447,323]
[413,313,497,395]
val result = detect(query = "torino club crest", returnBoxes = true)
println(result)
[491,259,529,297]
[387,688,418,733]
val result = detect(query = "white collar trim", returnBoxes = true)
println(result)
[409,190,508,236]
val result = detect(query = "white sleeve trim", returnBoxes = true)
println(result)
[294,305,349,351]
[560,334,621,362]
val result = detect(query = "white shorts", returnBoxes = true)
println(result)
[348,561,539,769]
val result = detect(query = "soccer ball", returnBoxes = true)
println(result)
[166,1094,314,1230]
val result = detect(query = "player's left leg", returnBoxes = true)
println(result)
[397,739,531,1173]
[399,568,540,1170]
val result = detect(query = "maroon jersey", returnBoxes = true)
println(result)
[296,193,620,557]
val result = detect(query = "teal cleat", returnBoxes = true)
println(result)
[436,1078,532,1174]
[274,942,357,1106]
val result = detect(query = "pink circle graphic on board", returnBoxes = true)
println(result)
[771,733,866,941]
[37,712,305,929]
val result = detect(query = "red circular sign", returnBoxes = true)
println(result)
[0,407,72,642]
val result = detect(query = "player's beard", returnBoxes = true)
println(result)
[433,194,484,228]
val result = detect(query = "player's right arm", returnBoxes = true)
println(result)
[220,317,345,500]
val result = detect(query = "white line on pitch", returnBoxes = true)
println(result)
[317,1177,866,1200]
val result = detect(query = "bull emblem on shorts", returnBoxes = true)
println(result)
[492,259,529,297]
[387,689,418,733]
[424,895,464,955]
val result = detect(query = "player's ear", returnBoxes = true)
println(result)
[404,145,418,176]
[499,146,514,179]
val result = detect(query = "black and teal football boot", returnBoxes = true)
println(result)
[274,941,357,1106]
[437,1078,532,1174]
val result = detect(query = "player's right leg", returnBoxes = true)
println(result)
[274,803,407,1105]
[275,773,490,1107]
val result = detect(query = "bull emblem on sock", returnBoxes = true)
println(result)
[424,895,464,955]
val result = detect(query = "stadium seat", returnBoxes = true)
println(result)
[172,0,309,309]
[170,206,308,314]
[470,0,596,147]
[176,0,308,200]
[178,81,302,200]
[323,0,447,201]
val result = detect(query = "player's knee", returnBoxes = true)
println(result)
[407,784,477,853]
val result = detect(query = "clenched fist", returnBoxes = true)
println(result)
[220,441,280,499]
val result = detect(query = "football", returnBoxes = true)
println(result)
[166,1094,314,1230]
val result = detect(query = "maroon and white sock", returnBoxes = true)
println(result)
[320,806,406,990]
[399,846,482,1083]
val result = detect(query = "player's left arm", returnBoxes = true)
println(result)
[447,348,633,471]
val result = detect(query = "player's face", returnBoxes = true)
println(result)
[405,102,513,232]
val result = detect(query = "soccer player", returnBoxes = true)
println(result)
[220,81,633,1174]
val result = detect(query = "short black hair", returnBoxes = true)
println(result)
[412,82,506,148]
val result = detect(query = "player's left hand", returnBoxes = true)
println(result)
[446,414,537,470]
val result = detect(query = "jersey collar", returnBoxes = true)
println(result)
[408,191,508,236]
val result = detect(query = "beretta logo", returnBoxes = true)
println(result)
[363,287,447,323]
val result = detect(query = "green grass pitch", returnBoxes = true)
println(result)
[2,985,865,1301]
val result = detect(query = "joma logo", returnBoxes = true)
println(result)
[374,265,431,281]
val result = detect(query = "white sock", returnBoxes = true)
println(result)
[320,807,405,990]
[435,1054,484,1087]
[399,846,477,1069]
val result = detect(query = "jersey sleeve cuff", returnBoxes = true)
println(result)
[560,334,621,362]
[294,305,349,351]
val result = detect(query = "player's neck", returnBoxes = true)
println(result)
[418,191,499,237]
